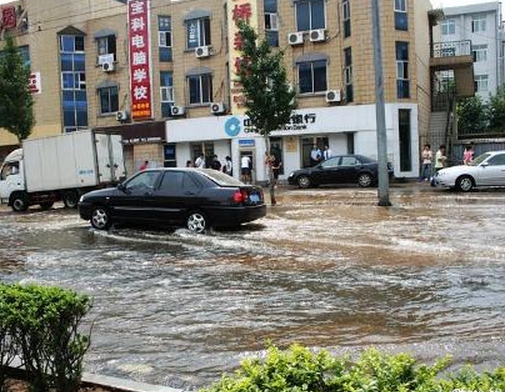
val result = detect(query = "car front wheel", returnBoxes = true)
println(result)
[456,175,474,192]
[187,212,207,233]
[297,175,311,189]
[91,206,112,230]
[357,173,373,187]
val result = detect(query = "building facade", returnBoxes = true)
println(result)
[1,0,441,182]
[439,2,503,100]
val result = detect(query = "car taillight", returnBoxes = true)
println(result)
[233,190,246,203]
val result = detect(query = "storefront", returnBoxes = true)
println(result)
[166,103,419,183]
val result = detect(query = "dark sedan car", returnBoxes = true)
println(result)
[78,168,266,233]
[288,154,390,188]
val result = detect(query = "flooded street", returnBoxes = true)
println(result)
[1,184,504,390]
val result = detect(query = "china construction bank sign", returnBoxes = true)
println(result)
[128,0,153,120]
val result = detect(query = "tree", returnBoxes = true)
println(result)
[487,85,505,133]
[0,35,35,144]
[456,95,488,136]
[235,19,296,205]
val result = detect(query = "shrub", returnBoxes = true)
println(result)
[0,283,92,392]
[199,344,505,392]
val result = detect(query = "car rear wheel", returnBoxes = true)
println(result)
[187,212,207,233]
[91,206,112,230]
[357,173,373,187]
[456,175,474,192]
[297,175,311,189]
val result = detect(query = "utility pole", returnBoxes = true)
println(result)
[371,0,391,207]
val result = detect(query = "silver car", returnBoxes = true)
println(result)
[435,150,505,191]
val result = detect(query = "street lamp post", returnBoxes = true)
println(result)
[371,0,392,207]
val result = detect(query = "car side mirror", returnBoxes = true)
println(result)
[481,162,489,167]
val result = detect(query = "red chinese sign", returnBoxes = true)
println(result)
[128,0,152,120]
[228,0,257,114]
[2,6,16,29]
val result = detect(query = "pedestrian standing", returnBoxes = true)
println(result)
[195,153,205,169]
[463,145,473,165]
[323,145,332,160]
[310,145,322,166]
[211,154,222,171]
[223,156,233,176]
[241,155,252,183]
[431,144,447,186]
[420,144,433,182]
[139,160,149,171]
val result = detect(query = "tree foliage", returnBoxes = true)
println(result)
[456,95,488,135]
[235,19,296,137]
[0,35,35,143]
[488,85,505,131]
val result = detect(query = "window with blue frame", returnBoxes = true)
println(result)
[264,0,279,47]
[99,86,119,114]
[394,0,408,31]
[396,41,410,98]
[298,60,327,94]
[60,34,87,133]
[160,71,174,117]
[186,17,211,49]
[188,73,212,104]
[295,0,325,31]
[158,16,172,62]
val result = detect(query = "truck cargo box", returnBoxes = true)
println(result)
[23,130,125,193]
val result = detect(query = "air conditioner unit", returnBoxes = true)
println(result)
[210,102,226,114]
[170,105,185,116]
[325,89,341,103]
[287,32,304,45]
[309,28,326,42]
[195,45,210,58]
[102,61,115,72]
[116,110,128,122]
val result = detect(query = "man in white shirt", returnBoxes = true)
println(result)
[310,145,322,166]
[240,155,252,183]
[323,145,332,160]
[195,153,205,168]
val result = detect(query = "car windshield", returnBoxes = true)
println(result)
[199,169,245,186]
[470,153,492,166]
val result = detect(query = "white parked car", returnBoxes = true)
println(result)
[435,150,505,191]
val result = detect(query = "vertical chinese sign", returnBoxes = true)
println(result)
[227,0,258,115]
[128,0,152,120]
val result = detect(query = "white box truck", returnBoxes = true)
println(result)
[0,130,126,212]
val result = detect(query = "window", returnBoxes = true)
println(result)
[475,75,488,92]
[396,42,409,99]
[394,0,408,31]
[298,60,327,94]
[159,171,184,191]
[487,153,505,166]
[265,0,279,47]
[96,35,116,58]
[471,16,486,33]
[441,19,455,35]
[343,0,351,38]
[295,0,325,31]
[98,86,119,114]
[186,17,211,49]
[473,44,487,62]
[398,109,412,171]
[164,144,177,167]
[61,72,86,90]
[160,71,174,117]
[188,74,213,104]
[344,47,353,103]
[158,16,172,62]
[59,34,87,133]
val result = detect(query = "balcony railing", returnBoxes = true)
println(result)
[432,40,472,58]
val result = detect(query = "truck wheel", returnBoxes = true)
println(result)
[11,194,28,212]
[91,206,112,230]
[63,191,78,209]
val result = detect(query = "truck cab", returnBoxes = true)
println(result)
[0,149,26,210]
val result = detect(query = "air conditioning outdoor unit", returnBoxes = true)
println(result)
[102,61,115,72]
[287,31,304,45]
[170,105,185,116]
[325,89,341,103]
[210,102,226,114]
[195,45,210,58]
[309,28,326,42]
[116,110,129,121]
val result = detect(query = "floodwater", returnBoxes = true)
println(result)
[0,184,504,390]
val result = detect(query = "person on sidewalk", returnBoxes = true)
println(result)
[431,144,447,186]
[419,144,433,182]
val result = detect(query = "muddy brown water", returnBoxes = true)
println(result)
[1,184,504,390]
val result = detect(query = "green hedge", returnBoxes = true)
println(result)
[200,344,505,392]
[0,283,92,392]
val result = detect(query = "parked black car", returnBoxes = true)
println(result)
[288,154,391,188]
[78,168,266,233]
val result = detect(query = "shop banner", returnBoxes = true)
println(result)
[128,0,152,120]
